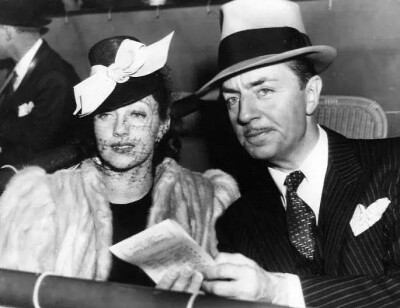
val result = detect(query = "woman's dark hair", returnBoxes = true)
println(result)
[150,66,182,167]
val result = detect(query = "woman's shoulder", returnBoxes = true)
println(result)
[154,158,240,202]
[1,158,103,194]
[0,166,50,198]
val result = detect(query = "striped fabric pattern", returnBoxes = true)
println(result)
[216,128,400,307]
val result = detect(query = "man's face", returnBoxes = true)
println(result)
[93,94,167,171]
[222,62,314,168]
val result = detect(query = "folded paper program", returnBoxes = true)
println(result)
[73,32,174,117]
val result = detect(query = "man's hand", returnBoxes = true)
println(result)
[156,265,204,294]
[202,253,298,305]
[156,253,303,307]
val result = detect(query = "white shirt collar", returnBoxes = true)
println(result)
[268,125,329,224]
[13,39,43,90]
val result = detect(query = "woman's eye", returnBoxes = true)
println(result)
[130,111,146,118]
[97,112,112,120]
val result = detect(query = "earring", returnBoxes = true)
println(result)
[156,123,168,143]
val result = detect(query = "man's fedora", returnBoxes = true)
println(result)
[196,0,337,98]
[0,0,51,28]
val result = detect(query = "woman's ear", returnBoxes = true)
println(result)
[305,75,322,116]
[156,117,171,142]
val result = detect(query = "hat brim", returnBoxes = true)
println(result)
[0,14,51,28]
[92,71,162,115]
[196,45,337,100]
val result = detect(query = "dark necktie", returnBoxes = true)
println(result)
[0,70,17,105]
[285,170,317,260]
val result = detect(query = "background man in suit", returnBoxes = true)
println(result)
[0,0,80,165]
[158,0,400,307]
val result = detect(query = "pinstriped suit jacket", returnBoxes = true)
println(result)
[216,128,400,307]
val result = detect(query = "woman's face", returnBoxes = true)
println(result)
[93,94,168,170]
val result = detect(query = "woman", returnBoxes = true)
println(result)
[0,33,239,285]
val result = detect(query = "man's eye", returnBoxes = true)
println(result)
[258,88,272,97]
[226,97,239,108]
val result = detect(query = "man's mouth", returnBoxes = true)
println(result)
[244,128,273,138]
[243,127,274,145]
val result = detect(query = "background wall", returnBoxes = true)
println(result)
[24,0,400,174]
[44,0,400,136]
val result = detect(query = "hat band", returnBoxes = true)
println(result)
[219,27,312,71]
[93,72,162,115]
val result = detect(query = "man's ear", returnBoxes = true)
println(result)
[4,26,14,42]
[305,75,322,116]
[156,117,171,142]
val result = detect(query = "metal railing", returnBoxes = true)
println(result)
[0,269,282,308]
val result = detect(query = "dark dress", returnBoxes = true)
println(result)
[108,192,155,287]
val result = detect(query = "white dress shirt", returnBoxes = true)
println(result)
[266,125,329,308]
[268,125,329,224]
[13,38,43,91]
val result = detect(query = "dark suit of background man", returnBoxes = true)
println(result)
[0,0,80,166]
[188,0,400,307]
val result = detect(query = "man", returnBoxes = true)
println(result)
[158,0,400,307]
[0,0,80,165]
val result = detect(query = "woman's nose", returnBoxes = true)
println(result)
[113,116,129,137]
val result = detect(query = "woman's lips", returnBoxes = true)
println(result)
[111,143,135,154]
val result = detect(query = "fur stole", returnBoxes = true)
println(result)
[150,158,240,256]
[0,158,239,281]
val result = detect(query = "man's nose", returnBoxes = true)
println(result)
[113,116,129,137]
[238,96,258,124]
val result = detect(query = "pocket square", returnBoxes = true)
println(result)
[18,101,35,117]
[350,197,391,236]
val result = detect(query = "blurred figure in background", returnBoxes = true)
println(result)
[0,0,80,166]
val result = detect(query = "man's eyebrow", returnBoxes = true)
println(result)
[248,77,277,88]
[221,85,238,93]
[221,77,278,93]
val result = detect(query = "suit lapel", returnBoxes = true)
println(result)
[320,129,366,274]
[255,171,326,274]
[14,42,49,95]
[251,172,301,272]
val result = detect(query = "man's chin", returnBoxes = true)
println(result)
[245,146,276,161]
